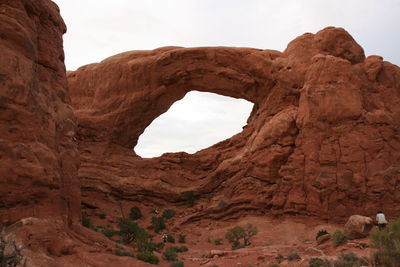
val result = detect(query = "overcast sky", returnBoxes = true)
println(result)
[53,0,400,157]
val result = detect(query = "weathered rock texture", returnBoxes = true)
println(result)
[0,0,80,226]
[344,215,373,239]
[0,2,153,266]
[68,27,400,221]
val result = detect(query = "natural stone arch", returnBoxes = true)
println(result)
[68,46,280,148]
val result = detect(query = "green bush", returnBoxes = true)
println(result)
[172,246,188,253]
[333,252,368,267]
[152,241,165,250]
[82,214,93,229]
[166,234,175,243]
[137,251,159,264]
[308,258,330,267]
[162,209,176,219]
[214,239,222,245]
[331,230,347,247]
[118,218,152,251]
[118,218,142,244]
[181,191,196,207]
[98,213,106,219]
[316,229,329,240]
[178,234,186,243]
[163,247,178,261]
[151,216,166,233]
[129,206,142,220]
[225,224,257,250]
[171,261,184,267]
[115,250,134,257]
[102,228,119,238]
[370,220,400,267]
[288,252,301,261]
[275,253,284,262]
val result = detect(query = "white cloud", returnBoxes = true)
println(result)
[134,92,253,157]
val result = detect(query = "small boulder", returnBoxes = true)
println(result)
[344,215,373,239]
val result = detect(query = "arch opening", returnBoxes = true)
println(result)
[134,91,254,158]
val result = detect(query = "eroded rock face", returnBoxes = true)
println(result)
[0,0,80,226]
[68,27,400,221]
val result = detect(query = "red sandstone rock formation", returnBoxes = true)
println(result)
[68,27,400,222]
[1,0,400,265]
[0,0,79,227]
[0,1,148,266]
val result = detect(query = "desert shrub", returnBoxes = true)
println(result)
[98,213,106,219]
[137,251,159,264]
[268,265,280,267]
[275,253,284,263]
[333,252,368,267]
[308,257,330,267]
[225,224,257,249]
[288,252,301,261]
[129,206,142,220]
[181,191,196,207]
[118,218,142,244]
[166,234,175,243]
[316,229,329,240]
[171,261,184,267]
[172,246,188,253]
[225,226,244,249]
[178,234,186,243]
[151,216,166,233]
[214,239,222,245]
[370,220,400,267]
[102,228,119,238]
[153,241,165,250]
[118,218,152,251]
[243,224,257,246]
[163,247,178,261]
[162,209,176,219]
[82,214,92,228]
[115,250,134,257]
[331,230,347,247]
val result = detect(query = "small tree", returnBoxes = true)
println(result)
[163,247,178,261]
[162,209,176,219]
[151,216,166,233]
[171,261,184,267]
[370,220,400,266]
[181,191,196,207]
[129,206,142,220]
[137,251,160,264]
[243,224,258,246]
[178,234,186,243]
[225,224,257,249]
[225,226,245,249]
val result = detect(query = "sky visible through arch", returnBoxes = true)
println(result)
[134,91,253,157]
[53,0,400,157]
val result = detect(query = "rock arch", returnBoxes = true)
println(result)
[68,27,400,220]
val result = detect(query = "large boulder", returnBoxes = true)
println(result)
[344,215,374,239]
